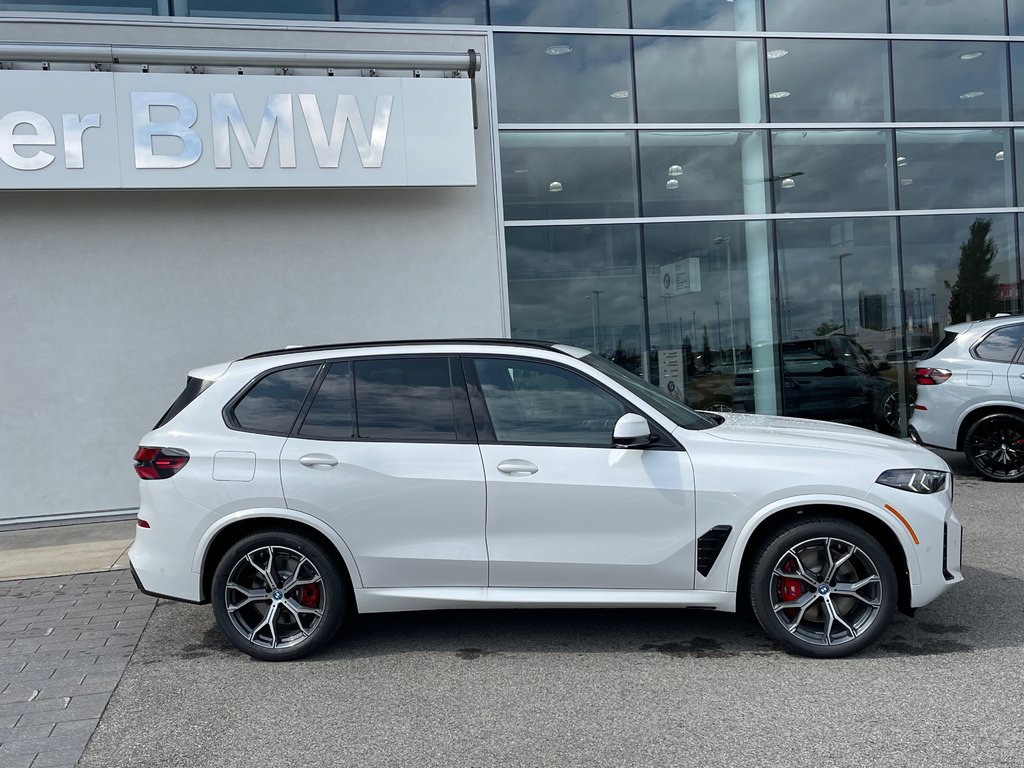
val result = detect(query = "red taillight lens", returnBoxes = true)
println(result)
[134,447,189,479]
[915,367,952,385]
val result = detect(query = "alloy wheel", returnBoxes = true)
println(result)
[769,537,883,648]
[223,545,326,650]
[966,415,1024,481]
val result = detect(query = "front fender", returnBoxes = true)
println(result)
[723,494,921,593]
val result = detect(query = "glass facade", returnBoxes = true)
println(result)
[15,0,1024,435]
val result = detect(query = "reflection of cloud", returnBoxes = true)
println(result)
[765,0,885,31]
[633,37,741,121]
[632,0,735,30]
[889,0,1004,34]
[768,40,887,120]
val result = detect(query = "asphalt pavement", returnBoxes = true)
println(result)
[67,450,1023,768]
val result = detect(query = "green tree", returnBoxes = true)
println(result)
[945,218,1001,323]
[814,321,840,337]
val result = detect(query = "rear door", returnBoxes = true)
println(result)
[280,355,487,588]
[971,324,1024,403]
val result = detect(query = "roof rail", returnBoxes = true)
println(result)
[240,338,562,361]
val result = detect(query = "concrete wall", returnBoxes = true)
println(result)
[0,16,503,520]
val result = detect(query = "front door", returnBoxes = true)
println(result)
[467,356,696,591]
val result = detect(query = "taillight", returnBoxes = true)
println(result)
[915,367,952,385]
[134,447,189,479]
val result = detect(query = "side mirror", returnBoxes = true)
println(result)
[613,413,654,448]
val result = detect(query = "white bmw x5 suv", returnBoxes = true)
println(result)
[130,340,963,660]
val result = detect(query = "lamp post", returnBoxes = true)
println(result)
[713,236,737,373]
[715,299,722,353]
[830,252,851,333]
[589,290,604,353]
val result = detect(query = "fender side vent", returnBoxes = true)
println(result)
[697,525,732,576]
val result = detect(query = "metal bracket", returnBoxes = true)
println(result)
[467,48,478,130]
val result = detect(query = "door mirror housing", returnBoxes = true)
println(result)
[613,413,654,448]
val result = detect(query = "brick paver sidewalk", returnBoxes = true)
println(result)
[0,571,156,768]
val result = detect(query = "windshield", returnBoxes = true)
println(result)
[582,354,717,430]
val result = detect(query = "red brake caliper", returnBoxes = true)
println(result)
[297,584,320,608]
[779,558,804,616]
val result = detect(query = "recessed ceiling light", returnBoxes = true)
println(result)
[545,44,573,56]
[548,180,563,192]
[666,179,680,190]
[897,156,908,167]
[668,164,683,177]
[959,91,985,99]
[513,168,529,174]
[901,178,914,186]
[960,51,984,61]
[610,90,630,99]
[769,91,791,99]
[995,150,1005,161]
[781,177,796,189]
[767,49,789,60]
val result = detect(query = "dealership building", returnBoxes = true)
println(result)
[1,0,1022,524]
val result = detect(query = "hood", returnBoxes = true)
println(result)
[700,412,948,469]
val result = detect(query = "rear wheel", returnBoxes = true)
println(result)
[750,518,896,658]
[964,412,1024,482]
[211,530,347,661]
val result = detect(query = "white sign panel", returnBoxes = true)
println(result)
[0,70,476,189]
[658,348,686,402]
[660,257,702,297]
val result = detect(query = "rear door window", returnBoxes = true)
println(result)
[298,362,354,440]
[354,357,459,441]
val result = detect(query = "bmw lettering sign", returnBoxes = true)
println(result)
[0,70,476,189]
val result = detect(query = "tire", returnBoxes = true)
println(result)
[877,389,911,435]
[211,530,347,661]
[749,517,897,658]
[964,412,1024,482]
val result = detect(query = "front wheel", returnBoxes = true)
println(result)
[749,518,896,658]
[964,412,1024,482]
[211,530,347,661]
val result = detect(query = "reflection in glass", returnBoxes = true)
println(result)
[1013,45,1024,121]
[890,0,1005,35]
[771,131,892,213]
[896,130,1011,210]
[506,225,645,373]
[495,34,633,123]
[767,40,888,122]
[901,215,1019,359]
[490,0,627,27]
[763,0,885,32]
[775,218,908,433]
[0,0,167,10]
[631,0,737,30]
[179,0,332,17]
[354,358,457,440]
[639,131,766,217]
[635,37,756,123]
[339,0,485,23]
[643,221,757,413]
[500,132,637,221]
[893,42,1008,122]
[299,363,353,440]
[233,366,319,434]
[1012,0,1024,35]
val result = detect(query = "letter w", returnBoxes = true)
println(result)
[299,94,392,169]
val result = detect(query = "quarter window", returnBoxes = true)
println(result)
[974,325,1024,362]
[354,358,458,441]
[472,358,626,446]
[232,365,319,434]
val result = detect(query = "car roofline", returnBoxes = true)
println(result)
[240,338,566,361]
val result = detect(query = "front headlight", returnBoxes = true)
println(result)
[876,468,948,494]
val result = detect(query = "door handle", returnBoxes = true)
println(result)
[497,459,539,476]
[299,453,339,469]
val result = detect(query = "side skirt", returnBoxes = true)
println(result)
[353,587,736,614]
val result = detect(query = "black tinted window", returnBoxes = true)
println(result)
[975,325,1024,362]
[925,331,959,360]
[472,358,626,446]
[299,362,354,440]
[354,358,457,441]
[232,365,319,434]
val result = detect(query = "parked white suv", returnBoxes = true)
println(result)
[130,340,962,660]
[910,316,1024,481]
